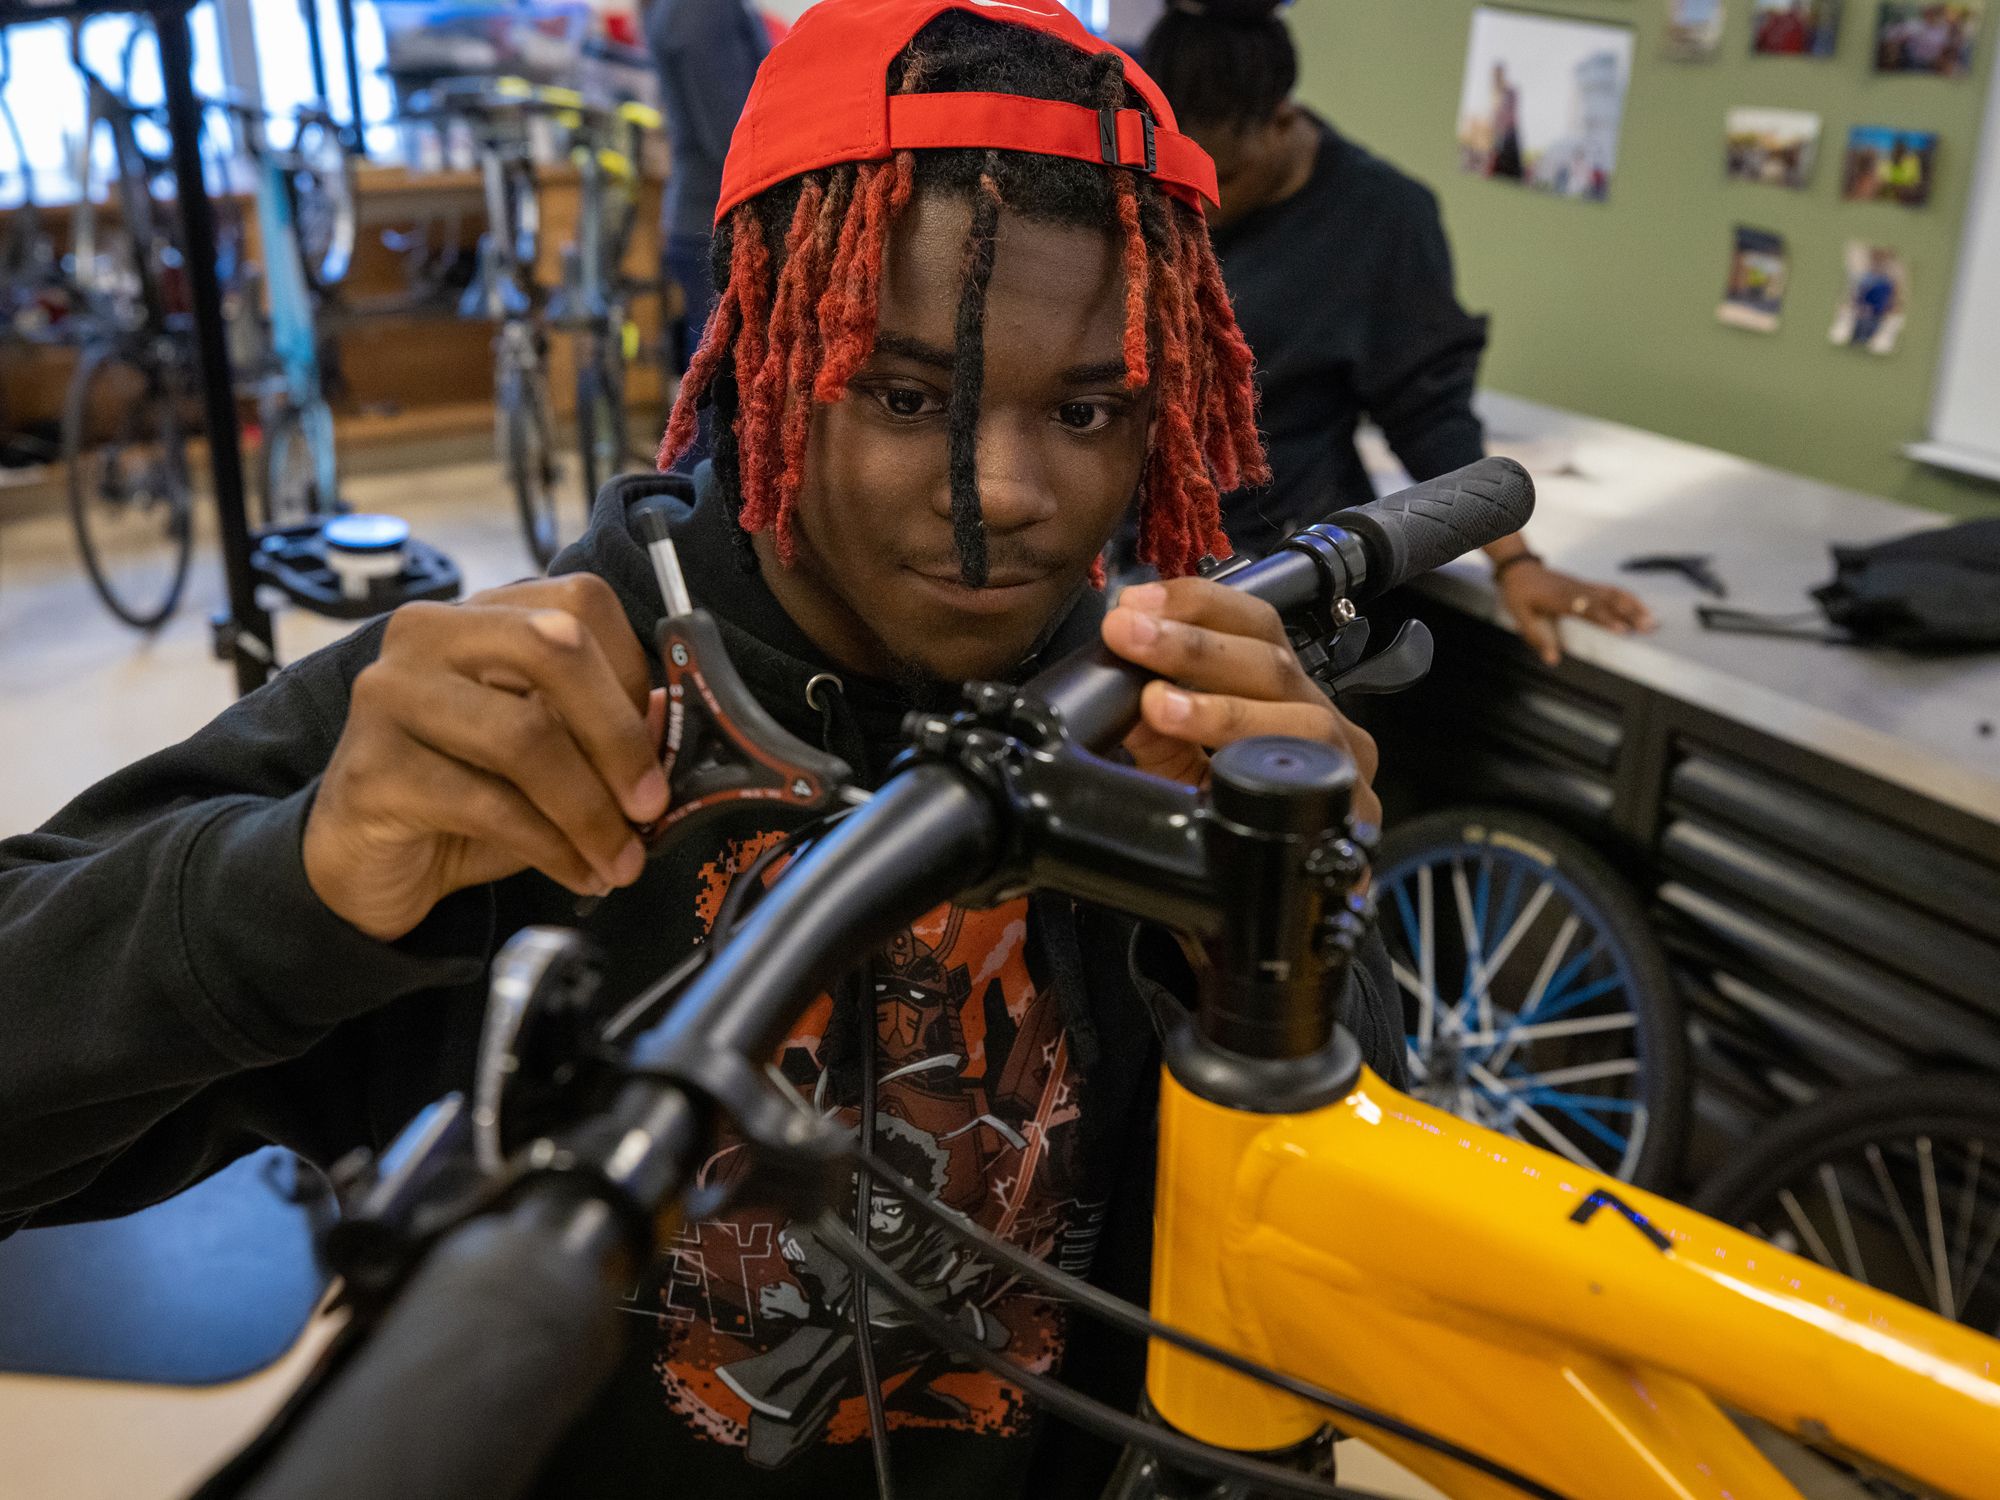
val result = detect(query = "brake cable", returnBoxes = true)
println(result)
[851,957,897,1500]
[828,1136,1570,1500]
[819,1213,1389,1500]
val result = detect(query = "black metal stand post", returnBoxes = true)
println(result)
[155,1,272,694]
[300,0,330,116]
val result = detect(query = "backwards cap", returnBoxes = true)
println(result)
[713,0,1219,224]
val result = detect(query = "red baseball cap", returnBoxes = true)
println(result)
[713,0,1219,224]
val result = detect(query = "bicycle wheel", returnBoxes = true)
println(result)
[1696,1075,2000,1498]
[575,338,628,511]
[63,342,193,629]
[1697,1075,2000,1332]
[497,340,564,568]
[1374,805,1686,1187]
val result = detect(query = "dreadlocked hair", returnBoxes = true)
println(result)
[1141,2,1298,134]
[659,11,1269,584]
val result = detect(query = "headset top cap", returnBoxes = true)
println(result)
[713,0,1219,223]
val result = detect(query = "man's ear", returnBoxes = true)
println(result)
[1269,98,1301,132]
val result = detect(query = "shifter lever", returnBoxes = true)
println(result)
[1330,618,1371,673]
[1325,619,1434,698]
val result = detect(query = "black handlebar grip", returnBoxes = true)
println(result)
[234,1198,628,1500]
[1329,456,1536,600]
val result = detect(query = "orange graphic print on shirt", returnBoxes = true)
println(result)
[632,834,1103,1469]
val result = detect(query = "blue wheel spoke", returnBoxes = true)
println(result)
[1531,941,1606,1018]
[1518,1089,1639,1115]
[1517,1090,1636,1153]
[1473,855,1493,951]
[1521,971,1627,1027]
[1492,861,1528,955]
[1391,878,1420,951]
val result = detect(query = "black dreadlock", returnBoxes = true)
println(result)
[1141,0,1299,134]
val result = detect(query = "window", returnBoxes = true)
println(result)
[244,0,398,154]
[0,7,228,205]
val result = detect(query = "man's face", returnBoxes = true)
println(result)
[1184,110,1296,233]
[757,190,1151,686]
[868,1191,908,1242]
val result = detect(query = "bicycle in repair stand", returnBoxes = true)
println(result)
[191,458,2000,1500]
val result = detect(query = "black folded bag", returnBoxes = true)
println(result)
[1699,518,2000,652]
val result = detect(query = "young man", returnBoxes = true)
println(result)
[0,3,1397,1494]
[1141,0,1656,666]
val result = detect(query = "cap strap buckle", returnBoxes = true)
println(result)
[1098,107,1157,176]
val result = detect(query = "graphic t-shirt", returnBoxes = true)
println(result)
[624,833,1110,1475]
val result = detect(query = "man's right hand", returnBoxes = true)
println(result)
[304,574,670,942]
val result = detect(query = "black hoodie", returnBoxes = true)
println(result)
[0,469,1404,1498]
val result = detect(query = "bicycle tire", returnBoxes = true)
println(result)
[498,346,563,569]
[1694,1075,2000,1497]
[63,342,193,630]
[1373,805,1687,1188]
[1695,1073,2000,1330]
[575,340,628,511]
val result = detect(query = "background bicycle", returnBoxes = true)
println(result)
[409,76,658,569]
[58,15,208,629]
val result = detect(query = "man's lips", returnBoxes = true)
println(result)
[903,564,1055,613]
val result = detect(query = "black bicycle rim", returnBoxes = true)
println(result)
[64,344,193,629]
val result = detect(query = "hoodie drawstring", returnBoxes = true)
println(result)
[805,672,845,754]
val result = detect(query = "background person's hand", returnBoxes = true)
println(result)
[1101,579,1382,829]
[1495,560,1656,667]
[304,573,669,943]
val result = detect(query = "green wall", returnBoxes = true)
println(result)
[1290,0,2000,517]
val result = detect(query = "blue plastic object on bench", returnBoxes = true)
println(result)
[0,1150,329,1386]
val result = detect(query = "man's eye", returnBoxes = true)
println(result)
[1056,400,1114,433]
[873,387,940,420]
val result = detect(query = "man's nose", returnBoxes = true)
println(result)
[934,417,1058,534]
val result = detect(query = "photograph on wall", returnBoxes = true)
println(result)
[1830,241,1910,352]
[1725,107,1824,187]
[1751,0,1844,54]
[1842,125,1940,205]
[1874,3,1981,74]
[1667,0,1729,57]
[1455,8,1636,201]
[1719,225,1791,331]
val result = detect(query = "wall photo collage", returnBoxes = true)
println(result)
[1458,3,1981,358]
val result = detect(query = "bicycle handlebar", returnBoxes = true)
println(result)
[220,457,1535,1500]
[1031,455,1534,747]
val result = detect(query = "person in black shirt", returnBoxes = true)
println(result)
[1141,0,1655,666]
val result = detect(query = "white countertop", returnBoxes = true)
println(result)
[1363,393,2000,828]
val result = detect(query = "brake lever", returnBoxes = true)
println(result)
[1291,611,1434,701]
[1324,619,1433,698]
[1201,549,1435,704]
[631,504,860,854]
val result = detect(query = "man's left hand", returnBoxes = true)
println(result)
[1495,561,1656,667]
[1102,579,1381,828]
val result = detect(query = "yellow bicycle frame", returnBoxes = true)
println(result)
[1148,1067,2000,1499]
